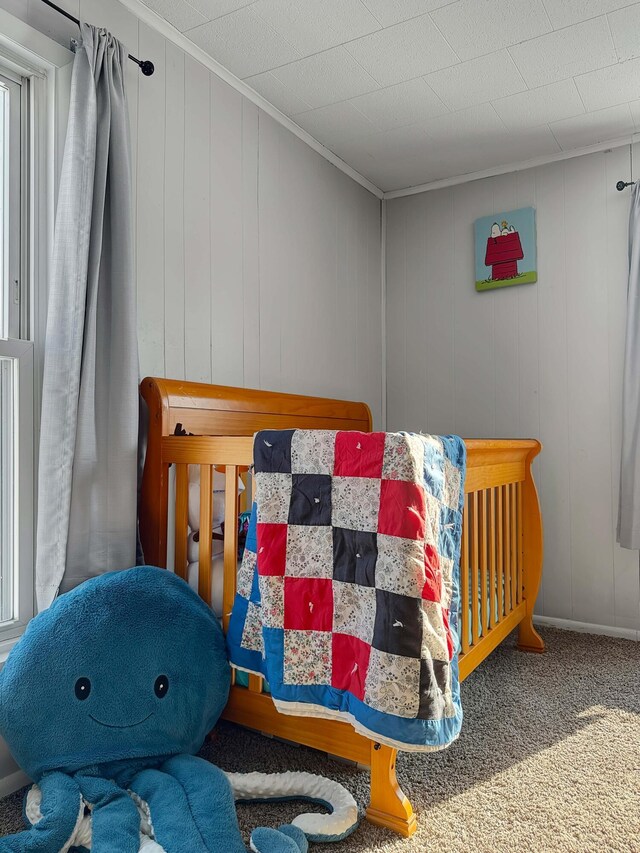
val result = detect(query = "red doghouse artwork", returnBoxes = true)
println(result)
[485,221,523,280]
[475,207,537,292]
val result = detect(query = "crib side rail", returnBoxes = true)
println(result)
[159,435,543,683]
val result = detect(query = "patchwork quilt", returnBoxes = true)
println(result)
[227,430,466,752]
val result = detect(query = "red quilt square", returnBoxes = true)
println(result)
[334,431,385,478]
[377,479,426,540]
[331,633,370,701]
[257,523,287,576]
[422,543,442,603]
[284,578,334,631]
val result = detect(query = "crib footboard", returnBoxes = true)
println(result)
[459,439,544,681]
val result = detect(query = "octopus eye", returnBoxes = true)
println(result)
[154,675,169,699]
[74,677,91,701]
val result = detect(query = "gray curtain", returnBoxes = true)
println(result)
[618,182,640,550]
[36,24,138,609]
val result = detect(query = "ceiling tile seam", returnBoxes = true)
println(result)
[185,3,305,64]
[174,0,209,27]
[424,9,462,67]
[180,12,468,83]
[247,1,384,56]
[358,0,384,29]
[289,77,450,120]
[537,0,555,31]
[336,45,389,94]
[605,10,624,63]
[540,0,638,30]
[253,72,315,114]
[219,26,626,94]
[182,0,261,28]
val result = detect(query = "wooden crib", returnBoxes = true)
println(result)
[139,377,544,839]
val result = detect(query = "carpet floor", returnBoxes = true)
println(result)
[0,627,638,852]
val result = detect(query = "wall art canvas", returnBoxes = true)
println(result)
[474,206,537,292]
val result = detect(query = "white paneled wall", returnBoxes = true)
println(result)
[1,0,383,425]
[386,146,640,633]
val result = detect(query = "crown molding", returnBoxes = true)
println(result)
[116,0,384,200]
[383,135,636,199]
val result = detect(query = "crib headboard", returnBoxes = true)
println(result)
[139,377,373,566]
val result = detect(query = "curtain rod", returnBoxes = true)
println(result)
[40,0,155,75]
[617,180,636,191]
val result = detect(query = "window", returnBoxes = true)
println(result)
[0,64,34,641]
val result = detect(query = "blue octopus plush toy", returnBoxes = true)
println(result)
[0,566,351,853]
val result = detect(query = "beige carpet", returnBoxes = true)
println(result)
[0,627,638,852]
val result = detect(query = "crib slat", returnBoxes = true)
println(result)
[198,465,213,603]
[248,674,263,693]
[471,492,479,646]
[496,485,504,620]
[512,481,516,607]
[480,490,488,637]
[223,465,239,633]
[174,464,189,580]
[460,495,470,654]
[489,487,497,628]
[503,485,511,614]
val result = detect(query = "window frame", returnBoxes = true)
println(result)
[0,8,73,657]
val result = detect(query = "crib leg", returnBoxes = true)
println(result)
[365,743,417,837]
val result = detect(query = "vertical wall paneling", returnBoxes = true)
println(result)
[257,114,283,391]
[210,75,244,387]
[491,173,520,439]
[564,155,615,627]
[422,188,455,435]
[385,196,407,430]
[242,101,260,389]
[386,149,640,632]
[183,56,211,383]
[136,23,165,379]
[452,178,495,438]
[535,160,571,619]
[163,40,186,380]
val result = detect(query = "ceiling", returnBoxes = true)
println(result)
[139,0,640,193]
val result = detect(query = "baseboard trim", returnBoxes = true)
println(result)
[0,769,30,798]
[534,615,639,641]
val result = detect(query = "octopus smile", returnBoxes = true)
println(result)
[89,712,154,729]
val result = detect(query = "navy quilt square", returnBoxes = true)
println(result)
[332,527,377,587]
[372,589,423,659]
[254,430,294,474]
[288,474,332,526]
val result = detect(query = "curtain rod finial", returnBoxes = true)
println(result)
[139,60,154,76]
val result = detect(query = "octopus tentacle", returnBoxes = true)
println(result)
[0,773,82,852]
[250,825,308,853]
[131,756,245,853]
[128,767,210,853]
[74,773,140,853]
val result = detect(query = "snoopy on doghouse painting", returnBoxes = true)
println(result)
[474,206,537,292]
